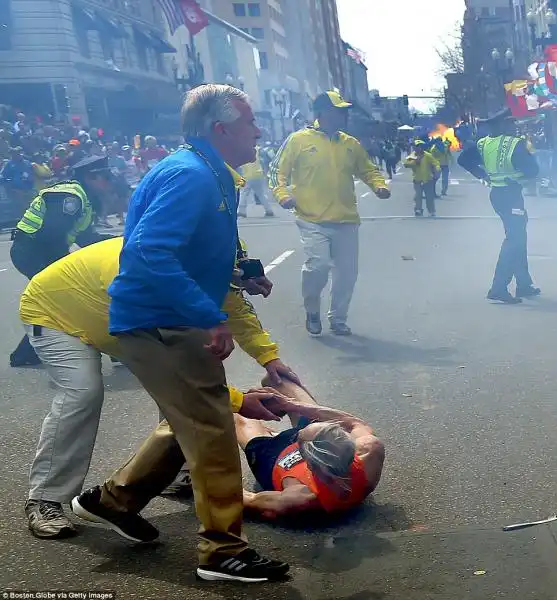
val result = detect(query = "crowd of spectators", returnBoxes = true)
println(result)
[0,107,171,227]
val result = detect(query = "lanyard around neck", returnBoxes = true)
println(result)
[184,143,234,216]
[184,144,245,258]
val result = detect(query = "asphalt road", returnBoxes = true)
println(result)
[1,166,557,600]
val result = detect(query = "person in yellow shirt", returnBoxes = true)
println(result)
[268,90,390,336]
[404,140,440,217]
[238,147,275,218]
[430,139,453,197]
[20,236,299,541]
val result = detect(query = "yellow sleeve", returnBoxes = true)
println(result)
[228,386,244,413]
[222,290,280,366]
[404,156,417,168]
[430,154,441,171]
[353,141,388,192]
[33,163,53,179]
[269,134,298,204]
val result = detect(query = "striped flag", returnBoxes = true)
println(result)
[157,0,183,34]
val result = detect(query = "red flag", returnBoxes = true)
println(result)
[179,0,208,36]
[545,44,557,63]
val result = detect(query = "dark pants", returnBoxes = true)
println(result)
[440,165,449,195]
[490,186,533,292]
[386,159,398,179]
[413,181,436,215]
[9,235,67,366]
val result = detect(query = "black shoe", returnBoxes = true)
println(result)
[10,355,41,367]
[161,467,192,496]
[487,289,523,304]
[330,322,352,336]
[264,212,275,217]
[25,499,77,539]
[414,209,423,217]
[305,313,322,335]
[428,212,437,218]
[516,286,541,298]
[442,192,448,196]
[71,486,159,543]
[197,548,289,583]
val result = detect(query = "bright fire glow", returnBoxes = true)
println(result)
[429,123,461,151]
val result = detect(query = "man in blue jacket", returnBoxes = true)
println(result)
[71,85,289,583]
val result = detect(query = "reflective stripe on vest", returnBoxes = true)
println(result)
[16,181,93,245]
[477,136,522,187]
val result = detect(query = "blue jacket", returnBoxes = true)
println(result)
[108,138,238,333]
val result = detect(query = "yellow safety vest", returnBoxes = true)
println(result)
[17,181,93,245]
[477,136,522,187]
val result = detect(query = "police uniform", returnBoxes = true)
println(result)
[458,109,540,303]
[10,155,114,367]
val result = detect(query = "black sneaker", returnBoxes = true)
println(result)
[330,322,352,336]
[414,209,423,217]
[516,286,541,298]
[264,212,275,217]
[161,467,192,496]
[428,212,437,218]
[71,486,159,543]
[197,548,289,583]
[305,313,322,335]
[25,499,77,539]
[487,289,523,304]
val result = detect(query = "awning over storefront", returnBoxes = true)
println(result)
[95,12,128,38]
[133,25,176,54]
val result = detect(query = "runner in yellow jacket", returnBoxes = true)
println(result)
[268,90,390,336]
[20,236,299,540]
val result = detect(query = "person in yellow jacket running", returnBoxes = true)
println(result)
[238,147,275,218]
[269,90,390,336]
[20,236,299,540]
[404,140,440,217]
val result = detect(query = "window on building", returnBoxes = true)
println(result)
[134,29,149,70]
[233,3,246,17]
[259,50,268,69]
[0,0,13,51]
[248,3,261,17]
[72,7,94,58]
[99,28,115,61]
[251,27,264,39]
[240,27,250,34]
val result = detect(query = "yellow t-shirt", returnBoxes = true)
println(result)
[19,235,278,412]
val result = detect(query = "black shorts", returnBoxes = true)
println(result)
[244,417,311,491]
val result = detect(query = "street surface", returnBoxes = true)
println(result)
[2,165,557,599]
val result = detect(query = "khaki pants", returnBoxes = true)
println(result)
[100,328,246,565]
[296,218,359,325]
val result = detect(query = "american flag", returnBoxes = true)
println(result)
[157,0,184,34]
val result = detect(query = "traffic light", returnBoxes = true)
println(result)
[402,95,409,107]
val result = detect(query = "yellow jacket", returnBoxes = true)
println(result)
[269,127,388,224]
[241,148,265,180]
[404,151,440,183]
[19,237,279,413]
[430,143,452,167]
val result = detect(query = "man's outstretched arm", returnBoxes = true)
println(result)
[243,485,319,520]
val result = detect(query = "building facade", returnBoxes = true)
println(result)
[0,0,181,134]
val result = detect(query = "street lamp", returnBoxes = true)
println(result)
[271,87,289,140]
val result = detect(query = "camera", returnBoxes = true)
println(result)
[238,258,264,280]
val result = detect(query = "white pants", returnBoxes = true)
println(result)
[238,179,274,214]
[296,219,359,324]
[25,325,105,503]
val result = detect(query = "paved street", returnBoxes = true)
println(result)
[2,166,557,599]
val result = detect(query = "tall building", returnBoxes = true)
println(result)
[0,0,180,133]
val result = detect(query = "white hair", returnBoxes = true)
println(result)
[181,84,249,137]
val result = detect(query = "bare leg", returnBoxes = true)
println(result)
[234,414,275,450]
[261,375,318,427]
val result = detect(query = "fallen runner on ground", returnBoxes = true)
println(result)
[238,377,385,519]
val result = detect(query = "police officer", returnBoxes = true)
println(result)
[458,109,540,304]
[9,155,116,366]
